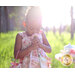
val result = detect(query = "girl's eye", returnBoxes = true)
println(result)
[30,26,33,30]
[30,27,33,30]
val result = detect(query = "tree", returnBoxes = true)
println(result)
[4,6,10,32]
[71,6,74,40]
[0,6,1,33]
[0,6,28,32]
[59,25,62,35]
[0,7,1,38]
[53,26,56,35]
[0,6,9,33]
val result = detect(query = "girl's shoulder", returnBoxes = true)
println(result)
[17,31,26,38]
[39,30,47,41]
[39,30,45,36]
[39,29,44,34]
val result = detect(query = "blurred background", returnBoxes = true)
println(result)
[0,0,75,68]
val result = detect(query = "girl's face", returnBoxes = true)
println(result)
[25,7,42,36]
[26,17,42,36]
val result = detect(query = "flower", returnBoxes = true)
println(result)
[23,21,26,27]
[70,49,75,54]
[11,62,19,66]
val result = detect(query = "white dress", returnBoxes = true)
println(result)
[11,31,51,68]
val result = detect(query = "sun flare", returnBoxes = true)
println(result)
[40,0,75,28]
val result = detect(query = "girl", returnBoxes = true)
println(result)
[13,6,51,68]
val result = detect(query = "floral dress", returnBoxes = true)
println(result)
[11,31,51,68]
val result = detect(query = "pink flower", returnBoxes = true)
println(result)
[39,30,43,33]
[24,41,25,43]
[70,49,75,54]
[11,62,19,66]
[33,50,38,57]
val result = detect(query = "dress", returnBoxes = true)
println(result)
[11,31,51,68]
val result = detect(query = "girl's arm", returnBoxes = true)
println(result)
[38,31,52,53]
[14,33,38,59]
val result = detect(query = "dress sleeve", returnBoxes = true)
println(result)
[18,32,24,38]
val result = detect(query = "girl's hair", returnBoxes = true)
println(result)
[25,6,42,24]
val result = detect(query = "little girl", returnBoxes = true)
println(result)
[13,6,51,68]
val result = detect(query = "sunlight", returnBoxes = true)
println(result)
[40,0,75,28]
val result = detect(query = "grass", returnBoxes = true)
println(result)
[0,31,17,68]
[0,31,75,68]
[47,31,75,68]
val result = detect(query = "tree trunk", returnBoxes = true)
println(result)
[0,6,9,33]
[0,7,1,33]
[71,6,74,40]
[4,6,9,32]
[0,7,1,38]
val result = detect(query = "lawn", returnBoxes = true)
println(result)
[0,31,75,68]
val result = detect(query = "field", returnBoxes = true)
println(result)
[0,31,75,68]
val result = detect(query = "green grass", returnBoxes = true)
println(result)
[0,31,75,68]
[47,31,75,68]
[0,31,18,68]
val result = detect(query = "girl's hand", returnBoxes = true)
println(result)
[31,36,39,45]
[31,43,39,50]
[31,36,39,50]
[32,36,42,47]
